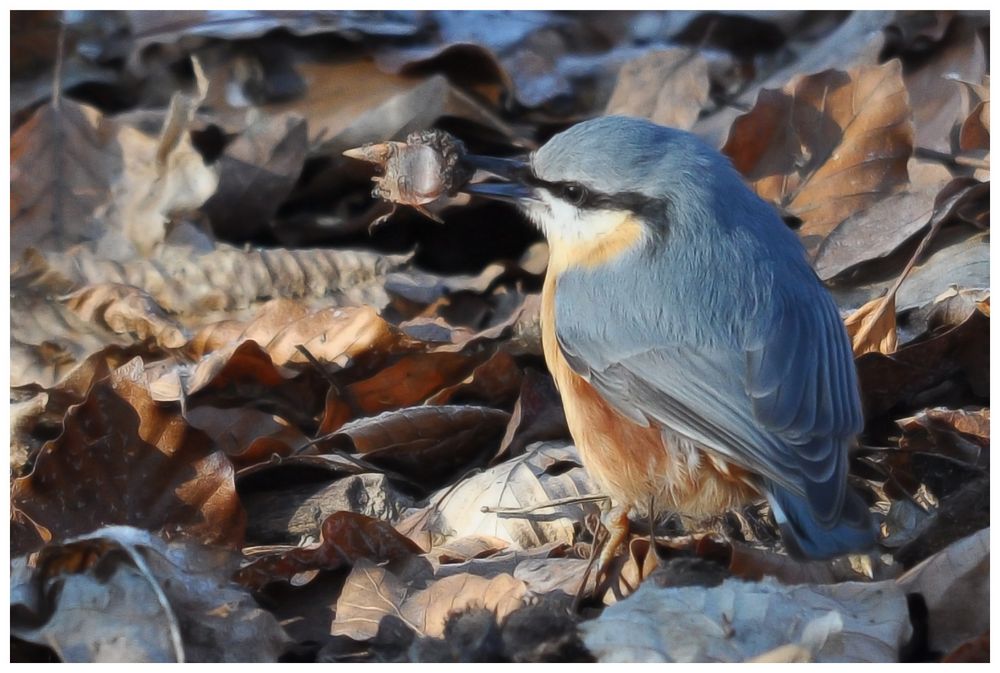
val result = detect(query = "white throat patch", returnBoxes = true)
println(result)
[521,189,632,244]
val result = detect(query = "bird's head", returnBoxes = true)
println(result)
[465,116,738,270]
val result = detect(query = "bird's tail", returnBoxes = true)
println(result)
[765,483,877,559]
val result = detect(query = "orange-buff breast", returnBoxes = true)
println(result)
[541,262,759,522]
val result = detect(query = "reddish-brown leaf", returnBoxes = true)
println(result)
[896,407,989,467]
[11,358,245,555]
[723,60,913,255]
[325,405,511,488]
[235,511,423,590]
[959,100,989,152]
[184,406,310,468]
[494,368,568,463]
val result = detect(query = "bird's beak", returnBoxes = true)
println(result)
[461,154,536,204]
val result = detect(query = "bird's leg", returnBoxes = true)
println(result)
[598,504,632,572]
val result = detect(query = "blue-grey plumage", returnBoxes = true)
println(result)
[469,116,876,559]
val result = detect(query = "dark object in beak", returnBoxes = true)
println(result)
[461,154,534,203]
[464,181,535,204]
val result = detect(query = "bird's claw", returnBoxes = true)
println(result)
[597,505,631,573]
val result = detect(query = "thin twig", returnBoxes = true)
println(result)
[572,515,608,614]
[915,146,990,171]
[52,18,66,110]
[294,344,340,393]
[480,493,610,515]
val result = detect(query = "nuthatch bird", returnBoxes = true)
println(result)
[464,116,876,562]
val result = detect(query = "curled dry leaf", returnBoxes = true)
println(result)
[903,15,987,153]
[723,60,913,255]
[148,340,295,403]
[896,527,989,654]
[814,177,986,282]
[343,352,483,414]
[425,349,524,407]
[429,535,511,564]
[896,407,988,467]
[331,557,527,641]
[855,303,987,418]
[10,100,121,259]
[9,288,144,389]
[11,358,245,555]
[184,405,310,468]
[201,112,309,241]
[242,473,415,545]
[959,100,989,152]
[844,293,898,356]
[264,57,512,154]
[189,300,406,366]
[112,57,219,255]
[235,511,424,590]
[495,368,568,462]
[693,11,892,148]
[843,176,989,356]
[398,440,600,550]
[604,48,710,131]
[11,526,289,663]
[63,283,188,349]
[26,243,409,319]
[324,405,511,488]
[581,575,912,662]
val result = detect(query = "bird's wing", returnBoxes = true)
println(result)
[556,282,862,525]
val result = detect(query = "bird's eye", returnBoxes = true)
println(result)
[561,183,588,206]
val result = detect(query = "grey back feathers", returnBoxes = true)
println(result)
[542,116,874,558]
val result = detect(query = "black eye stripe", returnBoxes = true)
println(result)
[524,167,666,217]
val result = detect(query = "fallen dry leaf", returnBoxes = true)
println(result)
[242,472,414,545]
[398,440,600,550]
[693,11,892,148]
[10,100,121,259]
[896,407,988,467]
[604,49,710,130]
[9,287,148,389]
[903,15,987,154]
[184,405,310,467]
[342,352,483,414]
[63,283,188,350]
[11,526,289,662]
[331,557,527,641]
[494,368,568,462]
[723,60,913,255]
[582,575,912,662]
[844,293,898,356]
[111,58,219,255]
[323,405,510,488]
[959,100,989,152]
[429,535,511,564]
[896,527,989,654]
[941,633,990,663]
[855,303,987,418]
[201,112,308,240]
[425,349,523,407]
[11,358,245,555]
[236,511,424,590]
[23,243,410,320]
[814,176,985,281]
